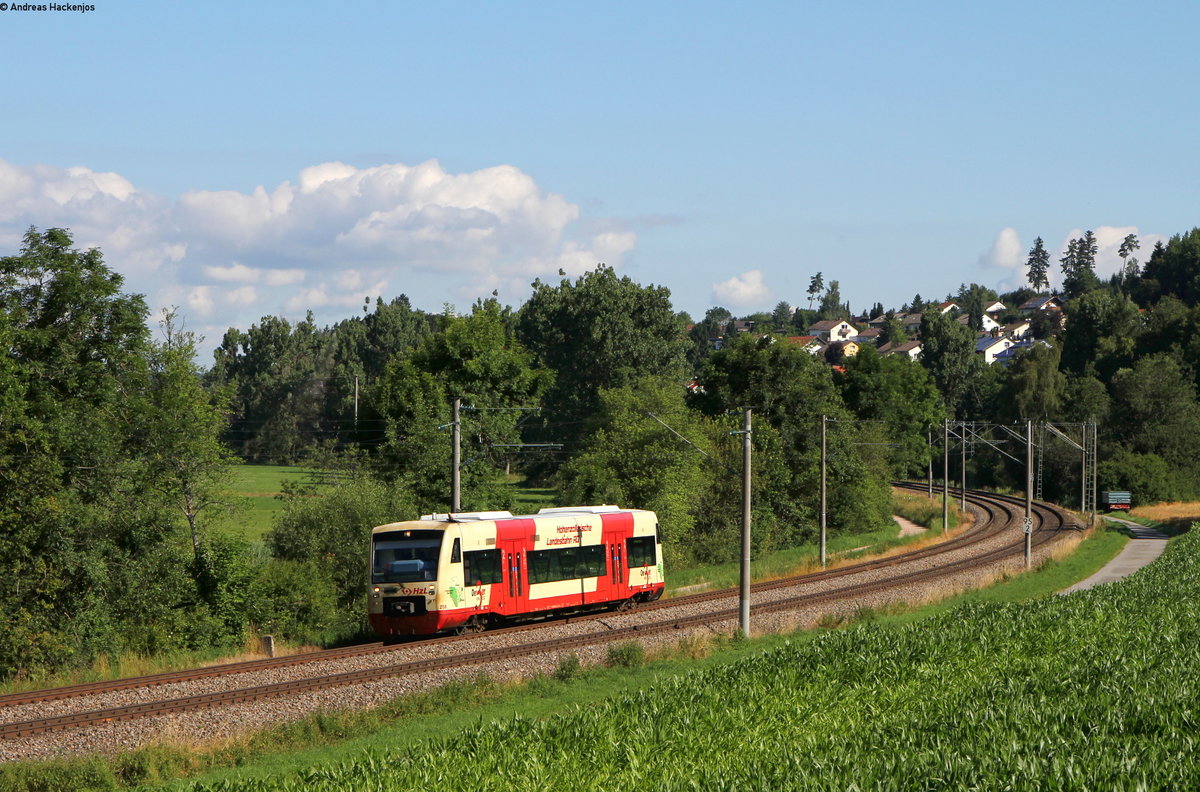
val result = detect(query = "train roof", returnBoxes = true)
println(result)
[372,505,653,534]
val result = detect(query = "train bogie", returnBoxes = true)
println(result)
[368,506,663,636]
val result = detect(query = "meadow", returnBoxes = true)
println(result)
[1127,501,1200,536]
[211,465,342,542]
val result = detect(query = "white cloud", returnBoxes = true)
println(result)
[0,157,635,345]
[263,268,306,286]
[204,262,307,286]
[978,227,1024,272]
[227,286,259,306]
[205,263,259,282]
[712,270,773,309]
[185,286,215,318]
[978,227,1027,294]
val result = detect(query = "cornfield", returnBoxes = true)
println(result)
[186,528,1200,791]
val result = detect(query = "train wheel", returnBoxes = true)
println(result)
[616,598,637,612]
[454,616,486,635]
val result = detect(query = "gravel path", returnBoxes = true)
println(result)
[893,515,927,537]
[0,501,1072,763]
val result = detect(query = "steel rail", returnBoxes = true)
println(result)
[0,484,1058,710]
[0,489,1074,740]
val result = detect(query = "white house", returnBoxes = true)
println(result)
[975,335,1015,364]
[806,320,857,342]
[786,335,827,355]
[1002,320,1032,340]
[879,340,922,360]
[1018,295,1064,315]
[957,313,1002,333]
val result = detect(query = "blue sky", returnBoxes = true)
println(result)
[3,0,1197,351]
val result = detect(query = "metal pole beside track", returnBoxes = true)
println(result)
[943,419,949,533]
[1025,420,1033,570]
[820,414,827,568]
[927,425,933,497]
[1092,422,1099,525]
[960,421,967,510]
[740,408,752,637]
[1081,424,1087,517]
[452,397,461,513]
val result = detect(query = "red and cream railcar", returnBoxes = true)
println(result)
[368,505,664,636]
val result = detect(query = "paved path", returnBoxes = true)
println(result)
[1059,517,1169,594]
[892,515,927,537]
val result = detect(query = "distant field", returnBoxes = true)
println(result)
[1128,501,1200,536]
[506,475,557,513]
[213,465,342,541]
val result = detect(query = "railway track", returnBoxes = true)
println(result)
[0,487,1076,743]
[0,482,1044,711]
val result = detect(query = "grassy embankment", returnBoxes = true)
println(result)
[666,488,963,594]
[0,498,1134,791]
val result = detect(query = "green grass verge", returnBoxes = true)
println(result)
[884,522,1128,623]
[0,520,1131,792]
[666,491,962,595]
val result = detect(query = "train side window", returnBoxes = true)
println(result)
[527,546,607,583]
[450,538,461,563]
[627,536,655,568]
[528,550,551,584]
[656,523,662,545]
[463,549,502,585]
[579,544,607,577]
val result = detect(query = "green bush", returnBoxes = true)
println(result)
[552,653,582,681]
[246,560,345,644]
[1097,449,1185,505]
[603,641,645,668]
[268,475,417,612]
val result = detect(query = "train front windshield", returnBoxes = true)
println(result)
[372,530,443,583]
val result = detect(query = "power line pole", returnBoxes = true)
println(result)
[820,414,828,568]
[451,397,461,513]
[927,425,933,497]
[1091,422,1099,525]
[353,375,359,434]
[960,421,967,510]
[740,408,752,637]
[1080,423,1087,517]
[942,419,949,533]
[1025,419,1033,570]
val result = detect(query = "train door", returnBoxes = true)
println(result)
[601,512,634,600]
[497,537,528,615]
[494,518,534,616]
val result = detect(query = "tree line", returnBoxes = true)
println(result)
[5,224,1200,680]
